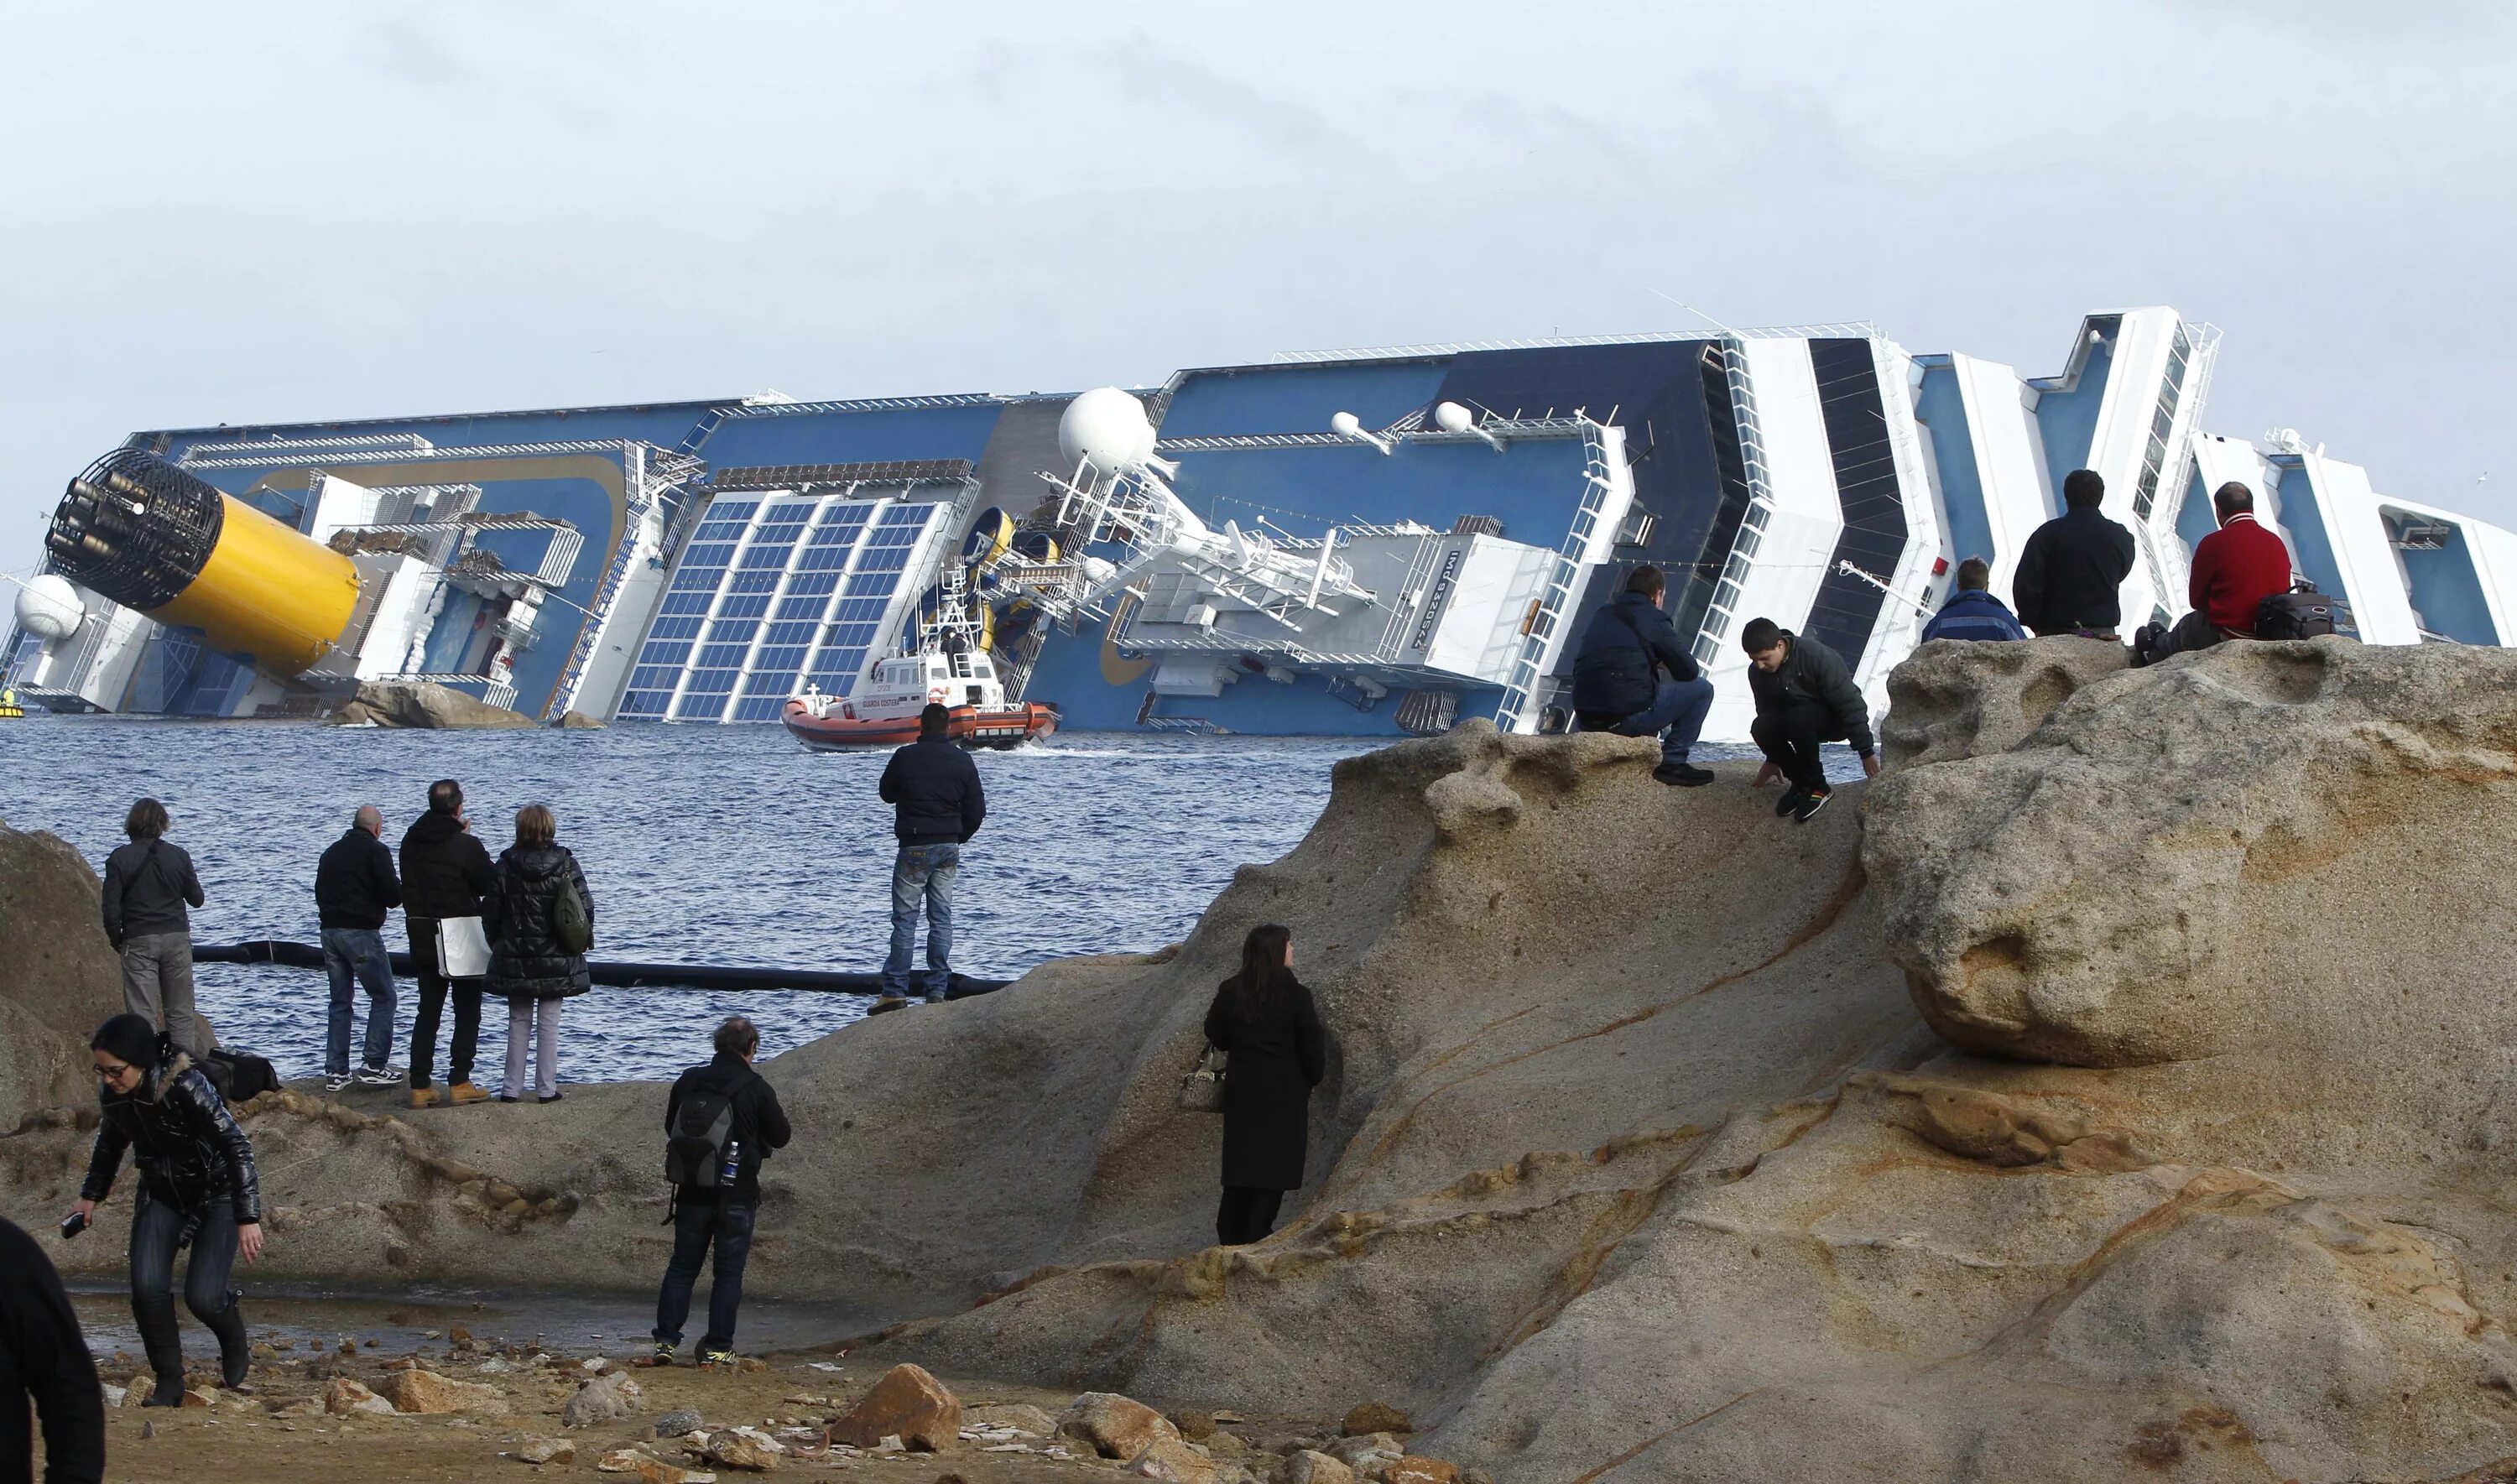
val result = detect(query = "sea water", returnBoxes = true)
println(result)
[0,717,1373,1080]
[0,716,1841,1080]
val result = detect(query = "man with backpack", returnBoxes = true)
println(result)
[1570,565,1717,786]
[652,1016,790,1368]
[2013,469,2137,638]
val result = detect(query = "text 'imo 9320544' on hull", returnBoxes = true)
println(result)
[9,309,2504,742]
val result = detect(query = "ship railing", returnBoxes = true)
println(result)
[384,674,519,713]
[1493,418,1621,732]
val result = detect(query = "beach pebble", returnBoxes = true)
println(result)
[1342,1403,1412,1437]
[656,1409,706,1438]
[517,1436,576,1465]
[564,1372,646,1428]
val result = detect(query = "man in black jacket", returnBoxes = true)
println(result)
[877,705,986,1003]
[1570,565,1717,786]
[315,805,404,1092]
[2013,469,2138,638]
[651,1015,792,1367]
[1741,617,1879,824]
[399,780,497,1110]
[0,1215,105,1483]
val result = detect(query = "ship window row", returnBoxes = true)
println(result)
[648,616,704,641]
[660,591,711,616]
[740,541,797,570]
[856,547,911,575]
[795,546,852,571]
[706,617,761,643]
[743,669,799,697]
[764,621,819,646]
[640,641,693,669]
[728,570,780,594]
[628,665,679,690]
[730,696,787,721]
[810,515,871,545]
[696,642,751,669]
[878,502,936,529]
[833,597,887,622]
[681,542,737,569]
[704,501,760,523]
[682,669,740,695]
[692,521,748,543]
[755,644,810,672]
[783,571,842,599]
[618,690,670,716]
[716,596,771,620]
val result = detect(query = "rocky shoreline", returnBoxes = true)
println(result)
[16,636,2517,1481]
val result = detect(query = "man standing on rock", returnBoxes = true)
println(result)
[877,704,985,1005]
[2012,468,2137,639]
[1570,565,1717,786]
[315,804,404,1093]
[1741,617,1879,824]
[653,1015,790,1368]
[400,780,497,1109]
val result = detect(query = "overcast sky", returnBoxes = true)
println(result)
[4,0,2511,577]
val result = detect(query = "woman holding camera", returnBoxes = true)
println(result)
[65,1013,264,1405]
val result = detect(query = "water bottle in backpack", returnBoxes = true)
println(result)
[719,1138,742,1187]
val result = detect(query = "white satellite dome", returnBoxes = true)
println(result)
[1059,388,1159,476]
[1433,400,1475,434]
[14,573,83,642]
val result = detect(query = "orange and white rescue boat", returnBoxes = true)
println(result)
[783,647,1057,752]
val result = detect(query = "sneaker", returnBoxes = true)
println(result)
[496,1095,519,1103]
[324,1072,356,1093]
[356,1065,404,1086]
[1774,789,1806,819]
[409,1086,440,1110]
[650,1340,677,1367]
[1790,789,1832,825]
[1653,762,1714,788]
[447,1081,492,1106]
[868,995,910,1017]
[697,1346,734,1369]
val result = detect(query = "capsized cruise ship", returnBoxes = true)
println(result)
[10,308,2508,742]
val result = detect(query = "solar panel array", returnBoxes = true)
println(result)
[616,493,949,721]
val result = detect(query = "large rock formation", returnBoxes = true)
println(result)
[0,820,121,1127]
[13,637,2517,1481]
[335,680,536,730]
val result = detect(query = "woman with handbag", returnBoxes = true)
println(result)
[65,1013,265,1405]
[1201,923,1326,1245]
[484,804,594,1104]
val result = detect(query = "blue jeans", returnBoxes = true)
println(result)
[653,1196,756,1353]
[130,1188,246,1388]
[1608,675,1717,765]
[322,926,397,1075]
[883,843,959,999]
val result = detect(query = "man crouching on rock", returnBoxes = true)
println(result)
[652,1016,791,1369]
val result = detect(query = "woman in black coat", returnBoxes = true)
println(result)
[67,1013,265,1405]
[1201,923,1327,1245]
[484,804,593,1104]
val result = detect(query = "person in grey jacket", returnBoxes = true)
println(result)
[101,798,211,1060]
[1740,618,1879,824]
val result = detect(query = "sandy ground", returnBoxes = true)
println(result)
[43,1303,1341,1483]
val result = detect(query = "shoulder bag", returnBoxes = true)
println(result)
[1175,1040,1227,1114]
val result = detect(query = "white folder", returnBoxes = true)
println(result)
[435,916,492,980]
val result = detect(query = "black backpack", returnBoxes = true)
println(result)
[202,1048,280,1104]
[664,1073,748,1190]
[2257,583,2340,641]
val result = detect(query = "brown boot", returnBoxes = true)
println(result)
[409,1085,440,1110]
[447,1081,491,1106]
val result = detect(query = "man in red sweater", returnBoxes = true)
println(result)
[2139,482,2295,663]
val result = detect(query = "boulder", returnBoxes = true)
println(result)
[378,1368,507,1415]
[517,1436,576,1465]
[1127,1435,1218,1482]
[655,1408,705,1438]
[555,710,607,730]
[563,1371,645,1427]
[704,1432,781,1471]
[1060,1393,1180,1460]
[0,820,121,1127]
[323,1377,396,1418]
[1878,634,2129,773]
[1340,1403,1412,1437]
[346,680,536,731]
[1323,1435,1401,1471]
[1279,1451,1353,1484]
[1167,1407,1217,1440]
[827,1363,958,1452]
